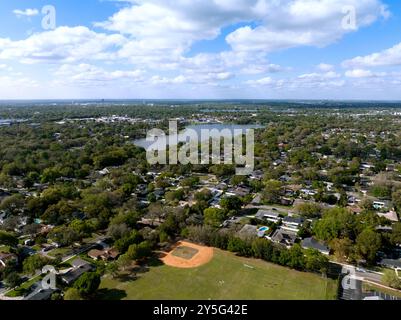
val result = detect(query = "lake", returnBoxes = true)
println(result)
[133,123,264,150]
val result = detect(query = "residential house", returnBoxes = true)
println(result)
[255,209,280,223]
[226,186,251,198]
[280,197,294,206]
[301,237,330,255]
[282,216,304,232]
[379,258,401,270]
[270,228,298,248]
[377,210,399,222]
[61,258,94,285]
[250,170,263,180]
[237,224,258,239]
[24,282,59,301]
[88,248,120,261]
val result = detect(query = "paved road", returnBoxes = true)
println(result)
[336,262,383,284]
[337,263,401,300]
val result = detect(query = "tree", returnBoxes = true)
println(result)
[22,224,41,236]
[390,222,401,246]
[356,229,381,264]
[230,175,247,186]
[313,208,357,241]
[48,226,80,246]
[262,180,282,204]
[227,237,252,257]
[127,241,152,261]
[194,189,213,203]
[180,176,200,187]
[393,189,401,214]
[295,202,322,218]
[0,231,18,247]
[5,272,22,288]
[114,230,142,253]
[370,183,392,199]
[117,253,132,271]
[330,238,354,263]
[107,223,131,241]
[251,238,274,262]
[304,249,329,274]
[73,272,101,297]
[382,270,401,290]
[287,244,306,270]
[360,198,374,211]
[220,196,243,214]
[64,288,82,300]
[106,262,119,278]
[0,194,24,215]
[203,208,226,228]
[69,219,93,238]
[165,189,184,203]
[23,255,50,275]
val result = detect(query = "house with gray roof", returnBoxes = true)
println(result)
[237,224,258,239]
[379,258,401,269]
[61,259,94,285]
[301,237,330,255]
[270,228,298,248]
[255,210,280,223]
[282,216,304,232]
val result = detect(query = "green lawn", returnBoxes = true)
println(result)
[5,275,43,297]
[99,249,338,300]
[0,245,11,253]
[47,247,71,258]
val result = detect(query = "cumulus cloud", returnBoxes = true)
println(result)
[54,63,144,86]
[226,0,388,52]
[0,0,395,98]
[343,42,401,68]
[0,26,126,64]
[345,69,375,78]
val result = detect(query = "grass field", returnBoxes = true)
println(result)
[99,249,338,300]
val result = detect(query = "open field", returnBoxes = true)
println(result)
[99,249,338,300]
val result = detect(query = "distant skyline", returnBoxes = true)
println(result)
[1,0,401,100]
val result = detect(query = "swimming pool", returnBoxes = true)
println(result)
[259,226,269,232]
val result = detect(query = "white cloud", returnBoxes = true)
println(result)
[343,42,401,68]
[0,64,12,71]
[0,26,126,64]
[54,64,144,86]
[317,63,335,72]
[13,8,39,17]
[246,77,274,86]
[97,0,264,53]
[241,63,285,75]
[298,71,341,80]
[345,69,375,78]
[0,0,395,99]
[226,0,388,52]
[150,71,234,86]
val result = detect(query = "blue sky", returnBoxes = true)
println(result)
[1,0,401,99]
